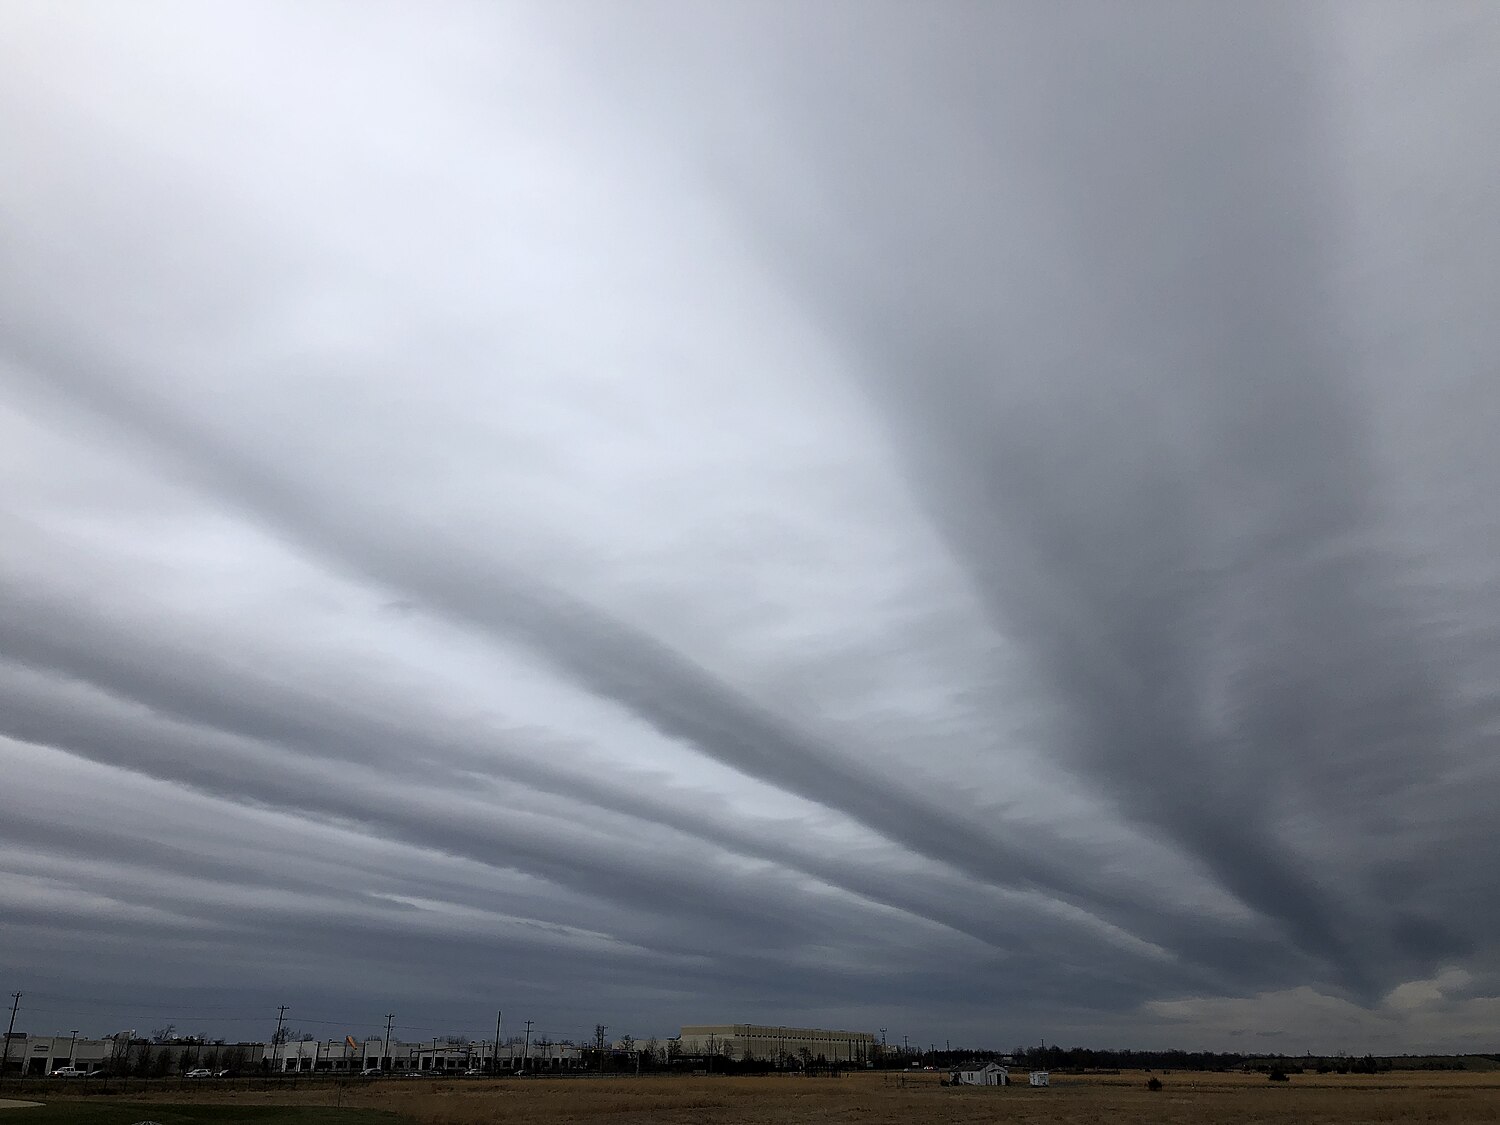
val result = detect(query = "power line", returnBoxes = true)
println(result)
[3,993,616,1049]
[2,990,588,1038]
[8,1003,483,1036]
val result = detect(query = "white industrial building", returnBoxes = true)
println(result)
[0,1033,578,1076]
[2,1035,116,1076]
[268,1038,580,1073]
[677,1024,876,1065]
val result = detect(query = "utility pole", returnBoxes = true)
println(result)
[68,1030,78,1067]
[493,1011,502,1075]
[384,1014,395,1073]
[3,994,20,1078]
[271,1007,288,1075]
[522,1020,533,1074]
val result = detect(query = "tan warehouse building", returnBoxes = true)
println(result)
[678,1024,875,1065]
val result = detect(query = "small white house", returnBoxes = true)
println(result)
[1029,1070,1050,1086]
[951,1061,1008,1086]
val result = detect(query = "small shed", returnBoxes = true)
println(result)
[1028,1070,1050,1087]
[951,1061,1009,1086]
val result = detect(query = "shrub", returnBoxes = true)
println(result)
[1268,1068,1290,1082]
[1146,1076,1163,1091]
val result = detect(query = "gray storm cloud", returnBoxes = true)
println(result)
[2,0,1499,1051]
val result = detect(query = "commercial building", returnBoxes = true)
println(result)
[0,1035,266,1076]
[0,1034,578,1076]
[266,1038,581,1073]
[677,1024,876,1065]
[3,1035,113,1075]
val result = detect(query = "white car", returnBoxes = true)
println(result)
[50,1067,88,1077]
[360,1067,384,1077]
[185,1068,215,1078]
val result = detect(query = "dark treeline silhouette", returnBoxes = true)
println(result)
[937,1045,1250,1071]
[931,1046,1494,1074]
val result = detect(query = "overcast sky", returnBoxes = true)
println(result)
[3,1,1499,1055]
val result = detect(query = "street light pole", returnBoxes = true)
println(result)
[68,1031,78,1067]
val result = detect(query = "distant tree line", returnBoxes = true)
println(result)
[950,1045,1258,1072]
[928,1045,1481,1075]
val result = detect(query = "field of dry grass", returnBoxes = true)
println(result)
[70,1068,1500,1125]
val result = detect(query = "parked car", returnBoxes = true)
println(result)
[360,1067,384,1077]
[50,1067,88,1078]
[463,1068,485,1076]
[185,1068,214,1079]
